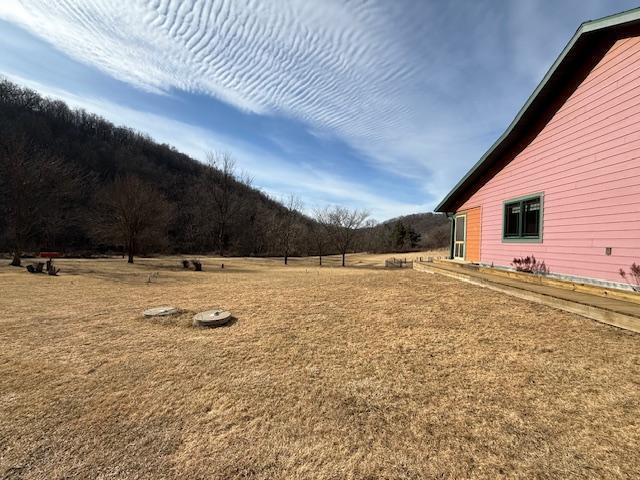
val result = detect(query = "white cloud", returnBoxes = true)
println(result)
[0,0,449,184]
[3,0,637,214]
[0,5,410,129]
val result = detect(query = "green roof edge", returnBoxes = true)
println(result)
[434,7,640,213]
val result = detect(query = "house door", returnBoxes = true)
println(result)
[465,207,481,263]
[454,214,466,259]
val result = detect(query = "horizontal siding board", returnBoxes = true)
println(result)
[528,109,640,160]
[478,236,640,249]
[544,181,640,203]
[505,94,640,167]
[544,209,640,222]
[544,224,640,233]
[476,248,635,266]
[482,197,640,218]
[546,71,640,132]
[478,140,640,193]
[469,143,640,196]
[473,156,640,201]
[559,37,640,107]
[459,37,640,282]
[547,60,640,129]
[531,104,640,157]
[479,238,638,248]
[537,79,640,145]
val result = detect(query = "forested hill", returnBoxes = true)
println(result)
[0,78,305,257]
[363,212,449,253]
[0,78,448,261]
[382,212,449,234]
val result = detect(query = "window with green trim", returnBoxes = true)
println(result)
[503,195,542,241]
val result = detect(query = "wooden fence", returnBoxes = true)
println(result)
[385,257,413,268]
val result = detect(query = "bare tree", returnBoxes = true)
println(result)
[361,218,379,252]
[275,194,303,265]
[40,168,92,253]
[92,176,172,263]
[0,135,77,266]
[204,152,244,256]
[0,136,35,266]
[316,206,369,267]
[179,180,213,252]
[310,214,331,266]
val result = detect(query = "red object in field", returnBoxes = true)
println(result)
[39,251,62,259]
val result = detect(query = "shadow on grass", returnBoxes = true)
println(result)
[194,316,238,329]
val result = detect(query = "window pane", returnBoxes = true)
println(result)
[455,216,465,241]
[523,198,540,236]
[504,203,520,237]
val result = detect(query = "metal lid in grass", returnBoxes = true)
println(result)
[192,309,232,327]
[143,306,180,317]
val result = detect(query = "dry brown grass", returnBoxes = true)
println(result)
[1,252,638,479]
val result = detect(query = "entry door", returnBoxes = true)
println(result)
[465,207,482,263]
[454,214,466,259]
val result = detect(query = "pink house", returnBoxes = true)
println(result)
[435,8,640,286]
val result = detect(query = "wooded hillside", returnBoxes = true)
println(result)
[0,78,448,262]
[363,212,449,253]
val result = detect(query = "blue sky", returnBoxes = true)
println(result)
[1,0,638,220]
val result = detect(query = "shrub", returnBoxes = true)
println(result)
[619,263,640,292]
[512,255,549,275]
[181,259,190,269]
[191,259,202,271]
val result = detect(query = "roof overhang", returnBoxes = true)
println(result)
[435,7,640,213]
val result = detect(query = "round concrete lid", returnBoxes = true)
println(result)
[143,306,180,317]
[192,309,232,327]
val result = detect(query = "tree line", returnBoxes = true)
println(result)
[0,78,448,265]
[362,213,450,254]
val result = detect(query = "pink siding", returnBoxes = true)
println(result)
[458,36,640,282]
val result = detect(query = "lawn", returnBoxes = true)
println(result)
[1,253,638,479]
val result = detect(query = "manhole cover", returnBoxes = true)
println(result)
[143,306,180,317]
[192,309,232,327]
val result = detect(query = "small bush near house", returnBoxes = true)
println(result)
[512,255,549,275]
[619,263,640,292]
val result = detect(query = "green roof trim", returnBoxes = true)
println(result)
[435,7,640,213]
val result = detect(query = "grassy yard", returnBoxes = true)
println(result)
[1,253,638,479]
